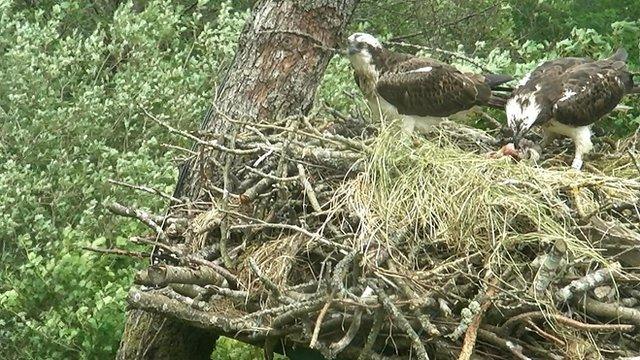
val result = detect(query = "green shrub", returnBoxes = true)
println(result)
[0,1,247,358]
[0,0,638,359]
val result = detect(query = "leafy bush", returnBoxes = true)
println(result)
[0,1,247,358]
[0,0,638,359]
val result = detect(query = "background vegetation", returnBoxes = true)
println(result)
[0,0,637,359]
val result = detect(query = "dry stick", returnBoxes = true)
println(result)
[82,246,148,259]
[107,202,167,242]
[227,214,351,254]
[248,258,287,303]
[162,143,198,155]
[297,164,342,237]
[329,287,372,355]
[244,166,299,181]
[270,298,327,328]
[458,273,499,360]
[331,251,360,298]
[297,164,323,212]
[108,179,183,203]
[239,298,324,324]
[387,262,440,336]
[370,282,429,360]
[140,105,259,155]
[130,236,180,255]
[476,329,531,360]
[128,289,257,333]
[555,262,621,303]
[525,320,566,347]
[219,130,237,269]
[205,285,252,300]
[358,310,384,360]
[480,111,502,130]
[530,238,566,296]
[501,311,635,333]
[309,296,334,349]
[581,297,640,326]
[187,256,240,289]
[145,265,224,287]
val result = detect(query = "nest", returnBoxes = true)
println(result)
[108,111,640,360]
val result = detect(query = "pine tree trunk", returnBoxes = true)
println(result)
[116,1,358,359]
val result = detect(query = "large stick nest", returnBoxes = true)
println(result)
[109,109,640,360]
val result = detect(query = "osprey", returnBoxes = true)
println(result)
[346,32,511,133]
[507,49,637,170]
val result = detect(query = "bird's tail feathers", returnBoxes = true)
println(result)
[487,95,507,109]
[608,48,628,62]
[483,74,513,89]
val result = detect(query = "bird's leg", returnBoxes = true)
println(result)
[401,117,416,134]
[570,126,593,170]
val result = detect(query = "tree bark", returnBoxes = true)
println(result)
[116,1,358,359]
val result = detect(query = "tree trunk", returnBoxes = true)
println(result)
[116,1,358,359]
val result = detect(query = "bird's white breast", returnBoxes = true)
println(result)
[506,90,542,130]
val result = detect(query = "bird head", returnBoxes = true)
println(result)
[346,33,384,77]
[505,91,543,144]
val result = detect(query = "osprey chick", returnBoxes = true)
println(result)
[346,32,511,133]
[507,49,636,170]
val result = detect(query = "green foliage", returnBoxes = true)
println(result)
[212,338,275,360]
[0,1,247,358]
[0,0,639,359]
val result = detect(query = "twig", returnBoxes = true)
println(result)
[219,130,236,269]
[82,246,148,259]
[297,164,324,212]
[245,165,299,181]
[140,105,259,155]
[358,310,384,360]
[525,320,565,347]
[144,264,223,287]
[580,297,640,327]
[370,281,429,360]
[501,311,635,333]
[531,238,566,296]
[477,329,531,360]
[331,251,360,297]
[310,296,333,349]
[627,150,640,177]
[458,272,499,360]
[555,262,621,303]
[225,211,351,254]
[249,258,287,303]
[107,202,167,242]
[480,111,502,130]
[187,256,240,289]
[108,179,183,203]
[329,287,371,355]
[161,143,198,155]
[387,41,492,73]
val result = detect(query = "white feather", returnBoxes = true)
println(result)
[348,33,382,48]
[406,66,433,74]
[506,91,542,132]
[542,120,592,170]
[349,49,377,79]
[558,89,576,102]
[517,72,531,87]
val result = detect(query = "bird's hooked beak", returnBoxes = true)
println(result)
[511,125,531,148]
[347,42,358,56]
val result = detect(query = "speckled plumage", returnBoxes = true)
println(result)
[507,48,636,169]
[346,33,511,132]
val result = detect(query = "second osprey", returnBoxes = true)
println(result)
[346,33,511,133]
